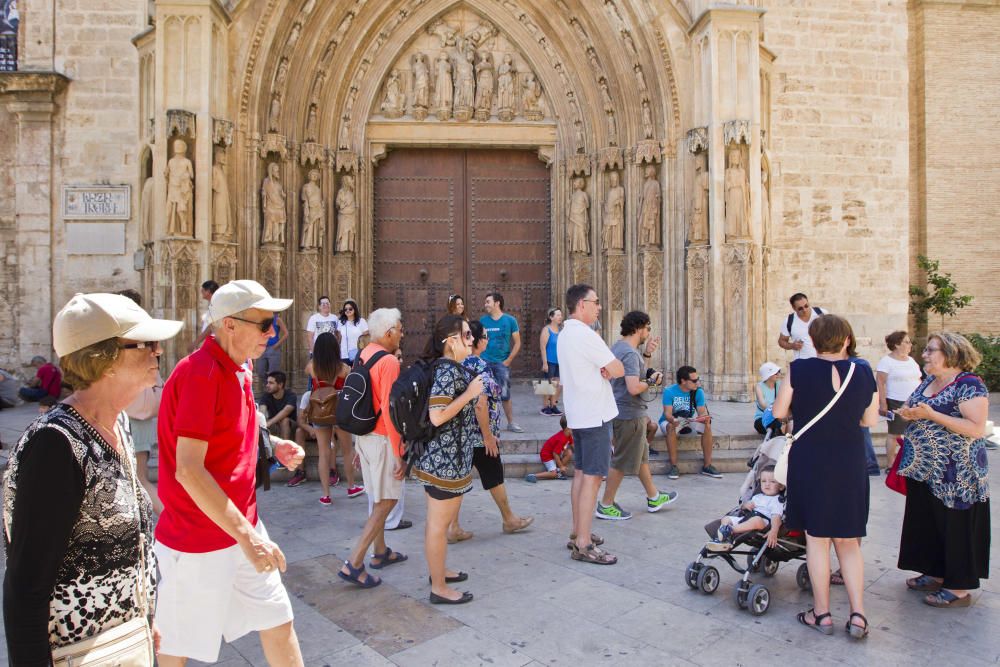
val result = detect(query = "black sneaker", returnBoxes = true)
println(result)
[701,464,723,479]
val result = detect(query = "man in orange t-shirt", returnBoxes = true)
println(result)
[337,308,407,588]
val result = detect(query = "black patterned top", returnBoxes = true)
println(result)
[3,405,156,665]
[412,360,478,493]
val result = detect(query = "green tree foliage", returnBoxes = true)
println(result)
[909,255,974,329]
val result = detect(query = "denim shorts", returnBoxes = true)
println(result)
[487,361,511,402]
[572,421,613,477]
[545,362,560,380]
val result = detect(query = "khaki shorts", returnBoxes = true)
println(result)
[357,432,403,502]
[611,417,649,475]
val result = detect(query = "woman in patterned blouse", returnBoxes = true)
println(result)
[412,315,484,605]
[896,332,990,608]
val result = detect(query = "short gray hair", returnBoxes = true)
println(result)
[368,308,402,340]
[30,355,47,365]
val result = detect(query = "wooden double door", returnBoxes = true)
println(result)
[373,149,551,376]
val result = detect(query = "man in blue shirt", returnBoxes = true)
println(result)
[480,291,523,433]
[658,365,721,479]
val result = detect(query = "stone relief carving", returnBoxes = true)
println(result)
[602,171,624,251]
[686,127,708,154]
[300,169,324,249]
[381,69,406,119]
[212,149,234,242]
[598,147,623,171]
[258,247,282,299]
[474,51,495,121]
[568,153,590,176]
[691,151,709,243]
[644,252,663,311]
[211,244,238,286]
[569,176,590,255]
[140,176,154,244]
[761,163,771,239]
[304,104,318,141]
[166,109,196,138]
[687,246,709,308]
[724,119,752,146]
[411,53,430,120]
[336,174,357,253]
[453,49,476,121]
[434,51,453,120]
[212,118,234,147]
[497,53,517,121]
[267,93,282,132]
[260,132,288,160]
[521,70,543,121]
[261,162,286,245]
[725,145,751,240]
[634,140,662,165]
[641,100,654,140]
[286,22,302,50]
[310,70,326,104]
[638,165,661,248]
[274,57,289,90]
[607,255,625,310]
[634,65,648,94]
[166,139,194,237]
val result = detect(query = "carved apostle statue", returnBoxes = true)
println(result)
[497,54,517,120]
[602,171,625,251]
[267,94,282,133]
[300,169,324,249]
[521,70,543,121]
[304,104,318,142]
[569,177,590,255]
[381,68,406,118]
[261,162,286,245]
[641,99,654,140]
[140,175,154,244]
[336,174,357,253]
[165,139,194,237]
[412,53,430,118]
[434,51,453,120]
[212,149,234,241]
[453,49,476,120]
[725,145,751,239]
[691,152,709,243]
[474,51,495,121]
[638,165,661,248]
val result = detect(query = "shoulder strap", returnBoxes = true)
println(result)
[814,307,824,315]
[114,420,150,617]
[786,312,794,333]
[793,362,855,441]
[360,349,390,370]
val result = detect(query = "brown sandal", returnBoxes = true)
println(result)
[447,528,474,544]
[502,516,534,534]
[570,543,618,565]
[566,532,604,549]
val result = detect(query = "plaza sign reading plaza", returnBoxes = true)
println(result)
[61,185,131,220]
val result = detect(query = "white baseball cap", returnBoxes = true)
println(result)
[208,279,293,324]
[54,293,184,357]
[759,361,781,382]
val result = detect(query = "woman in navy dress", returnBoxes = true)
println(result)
[773,315,879,638]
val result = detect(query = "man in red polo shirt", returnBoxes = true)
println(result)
[155,279,305,666]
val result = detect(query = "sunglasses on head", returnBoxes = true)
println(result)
[443,331,474,344]
[230,315,275,333]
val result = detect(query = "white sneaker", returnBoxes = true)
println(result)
[507,422,525,433]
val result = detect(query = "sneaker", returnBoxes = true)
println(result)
[540,407,552,415]
[286,470,307,487]
[507,422,525,433]
[347,485,365,498]
[555,470,567,480]
[647,491,679,513]
[595,502,632,521]
[716,523,734,543]
[666,464,680,480]
[701,464,723,479]
[525,473,538,483]
[549,405,563,416]
[319,496,332,506]
[329,470,340,487]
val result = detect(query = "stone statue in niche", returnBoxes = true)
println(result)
[691,152,709,243]
[274,58,289,90]
[339,116,350,150]
[725,145,751,239]
[304,104,318,142]
[140,175,154,243]
[634,65,648,93]
[638,165,661,248]
[641,99,654,140]
[602,171,625,251]
[522,71,543,121]
[474,51,494,121]
[261,162,286,245]
[434,51,453,121]
[465,19,498,49]
[497,54,517,121]
[300,169,324,249]
[212,148,234,241]
[287,22,302,49]
[606,112,618,146]
[569,176,590,255]
[761,164,771,235]
[453,49,476,121]
[599,79,613,114]
[166,139,194,237]
[412,53,430,120]
[336,174,357,253]
[381,68,406,118]
[267,94,281,133]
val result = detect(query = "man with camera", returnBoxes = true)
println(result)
[596,311,679,521]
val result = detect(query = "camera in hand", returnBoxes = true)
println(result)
[644,368,663,386]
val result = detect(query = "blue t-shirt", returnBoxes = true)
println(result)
[658,383,706,423]
[266,321,281,348]
[480,313,519,363]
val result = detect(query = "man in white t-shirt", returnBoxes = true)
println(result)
[557,284,624,565]
[306,295,340,351]
[778,292,825,360]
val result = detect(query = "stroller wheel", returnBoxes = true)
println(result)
[733,581,750,609]
[796,563,812,591]
[747,584,770,616]
[763,556,779,577]
[685,562,702,589]
[696,565,720,595]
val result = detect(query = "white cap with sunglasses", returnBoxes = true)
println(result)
[54,293,184,357]
[208,280,293,325]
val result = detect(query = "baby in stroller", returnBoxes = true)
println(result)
[707,465,784,551]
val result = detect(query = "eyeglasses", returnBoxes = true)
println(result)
[119,341,161,352]
[443,331,474,344]
[923,346,942,354]
[583,298,601,305]
[229,315,275,333]
[794,304,810,312]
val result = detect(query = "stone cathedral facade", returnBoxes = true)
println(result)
[1,0,997,399]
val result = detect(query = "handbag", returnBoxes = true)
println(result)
[533,380,557,396]
[51,422,154,667]
[885,437,907,495]
[773,362,856,486]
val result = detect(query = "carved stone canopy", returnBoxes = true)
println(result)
[686,127,708,154]
[259,132,288,159]
[599,147,623,171]
[300,142,326,166]
[634,140,662,165]
[567,153,591,176]
[724,119,752,146]
[166,109,197,138]
[212,118,234,147]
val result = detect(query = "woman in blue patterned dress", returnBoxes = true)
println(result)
[412,315,484,604]
[896,332,990,608]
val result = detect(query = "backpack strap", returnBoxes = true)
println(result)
[814,307,824,315]
[786,312,794,335]
[360,349,390,370]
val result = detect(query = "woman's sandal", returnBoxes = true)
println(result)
[796,608,834,635]
[846,612,869,639]
[906,575,943,592]
[924,590,972,608]
[369,547,408,570]
[566,532,604,550]
[447,528,474,544]
[502,516,534,534]
[428,572,468,584]
[830,570,845,586]
[337,560,381,588]
[570,543,618,565]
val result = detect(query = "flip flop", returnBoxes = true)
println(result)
[796,608,833,635]
[369,547,408,570]
[502,516,534,534]
[337,560,381,588]
[924,590,972,608]
[906,575,943,592]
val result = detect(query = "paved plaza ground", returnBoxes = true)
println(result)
[0,398,997,665]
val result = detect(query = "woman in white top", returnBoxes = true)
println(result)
[337,299,369,364]
[306,296,339,352]
[876,330,922,466]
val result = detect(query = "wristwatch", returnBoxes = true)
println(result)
[642,353,652,358]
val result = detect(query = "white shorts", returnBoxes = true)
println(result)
[543,459,558,473]
[154,521,294,663]
[357,432,403,502]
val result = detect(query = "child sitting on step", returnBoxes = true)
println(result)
[526,416,574,482]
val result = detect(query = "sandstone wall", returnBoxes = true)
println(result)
[761,0,911,364]
[0,104,17,369]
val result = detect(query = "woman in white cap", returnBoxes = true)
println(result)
[753,361,783,439]
[3,292,182,665]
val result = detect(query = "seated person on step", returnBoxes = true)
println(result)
[526,416,574,482]
[657,366,720,479]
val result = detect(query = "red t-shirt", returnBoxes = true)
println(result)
[37,363,62,397]
[540,430,572,462]
[155,336,258,553]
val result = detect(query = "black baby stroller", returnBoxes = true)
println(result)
[684,434,811,616]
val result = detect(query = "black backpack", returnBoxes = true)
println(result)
[786,307,824,334]
[389,358,461,467]
[335,350,390,435]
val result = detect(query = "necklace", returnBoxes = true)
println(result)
[65,398,120,450]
